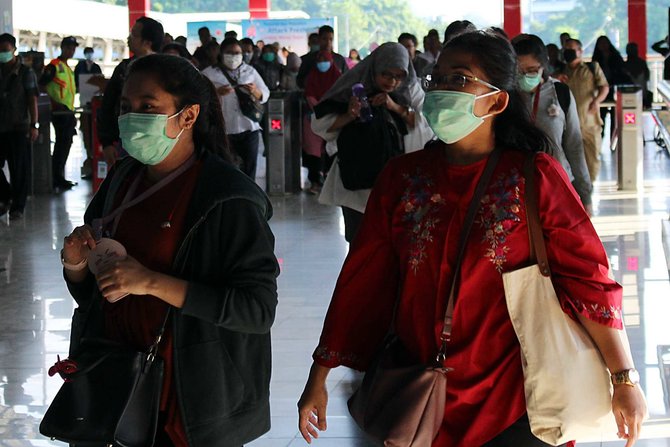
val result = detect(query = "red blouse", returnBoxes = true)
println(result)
[313,147,622,446]
[103,161,203,447]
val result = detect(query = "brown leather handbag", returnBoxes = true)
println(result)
[347,149,502,446]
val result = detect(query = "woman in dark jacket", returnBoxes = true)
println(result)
[592,36,631,138]
[59,54,279,447]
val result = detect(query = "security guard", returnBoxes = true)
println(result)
[40,36,78,190]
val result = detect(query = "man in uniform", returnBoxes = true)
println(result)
[561,38,609,182]
[40,36,78,190]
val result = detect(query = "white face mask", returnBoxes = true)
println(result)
[223,54,243,70]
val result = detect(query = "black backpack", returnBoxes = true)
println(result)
[337,106,407,190]
[554,81,571,117]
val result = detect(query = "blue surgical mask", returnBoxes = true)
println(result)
[316,61,331,73]
[84,53,94,61]
[519,71,542,92]
[243,52,253,64]
[423,90,499,144]
[118,110,184,165]
[0,51,13,63]
[310,45,321,52]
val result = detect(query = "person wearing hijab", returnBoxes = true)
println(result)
[302,50,342,193]
[312,42,432,243]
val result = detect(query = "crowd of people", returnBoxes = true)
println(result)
[0,14,661,447]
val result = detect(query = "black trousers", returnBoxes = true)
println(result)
[51,111,77,185]
[483,414,568,447]
[341,206,364,243]
[228,130,260,180]
[0,130,30,212]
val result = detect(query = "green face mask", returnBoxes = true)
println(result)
[519,71,542,92]
[0,51,14,63]
[262,52,276,62]
[118,110,184,165]
[423,90,499,144]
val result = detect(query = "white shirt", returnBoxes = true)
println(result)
[202,63,270,135]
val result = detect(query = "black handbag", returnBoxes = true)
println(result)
[40,310,171,447]
[337,106,406,190]
[222,69,264,123]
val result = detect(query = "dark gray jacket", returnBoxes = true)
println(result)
[66,152,279,446]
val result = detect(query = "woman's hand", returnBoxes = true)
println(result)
[62,225,96,264]
[96,255,155,300]
[370,92,397,110]
[347,96,362,119]
[612,384,647,446]
[217,85,235,96]
[298,363,331,444]
[241,83,262,100]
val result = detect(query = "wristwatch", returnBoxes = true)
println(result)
[610,368,640,387]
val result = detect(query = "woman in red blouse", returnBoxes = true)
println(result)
[298,30,646,447]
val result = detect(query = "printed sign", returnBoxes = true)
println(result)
[241,18,337,56]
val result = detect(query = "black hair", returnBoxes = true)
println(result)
[593,35,625,68]
[240,37,254,47]
[224,31,238,39]
[398,33,418,47]
[427,29,439,37]
[126,54,232,162]
[318,25,334,36]
[444,20,476,44]
[162,42,192,60]
[489,26,509,40]
[444,29,553,154]
[511,34,550,81]
[84,46,94,54]
[0,33,16,47]
[220,37,240,52]
[308,33,319,42]
[198,27,210,36]
[137,17,165,52]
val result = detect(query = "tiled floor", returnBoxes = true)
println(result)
[0,114,669,446]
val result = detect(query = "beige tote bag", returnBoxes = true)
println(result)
[502,155,618,445]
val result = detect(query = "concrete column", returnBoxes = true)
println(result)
[503,0,522,39]
[38,31,47,53]
[249,0,270,19]
[628,0,647,60]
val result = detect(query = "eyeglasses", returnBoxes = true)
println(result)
[380,70,407,83]
[423,73,499,91]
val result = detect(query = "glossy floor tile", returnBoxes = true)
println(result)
[0,114,669,446]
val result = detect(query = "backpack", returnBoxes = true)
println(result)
[337,106,407,190]
[553,81,571,117]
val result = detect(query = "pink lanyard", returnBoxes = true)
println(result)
[92,155,196,241]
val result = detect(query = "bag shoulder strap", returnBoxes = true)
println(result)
[554,81,571,117]
[523,152,551,277]
[437,149,502,362]
[220,67,238,87]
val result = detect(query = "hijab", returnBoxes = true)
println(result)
[305,50,342,101]
[318,42,416,112]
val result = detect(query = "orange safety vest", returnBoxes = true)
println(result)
[46,58,75,110]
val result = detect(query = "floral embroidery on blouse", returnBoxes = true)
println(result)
[476,169,523,273]
[400,169,445,274]
[569,298,623,324]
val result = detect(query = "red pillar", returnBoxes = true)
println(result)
[249,0,270,19]
[503,0,522,39]
[628,0,647,60]
[128,0,150,30]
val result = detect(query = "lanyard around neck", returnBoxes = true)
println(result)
[92,155,196,240]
